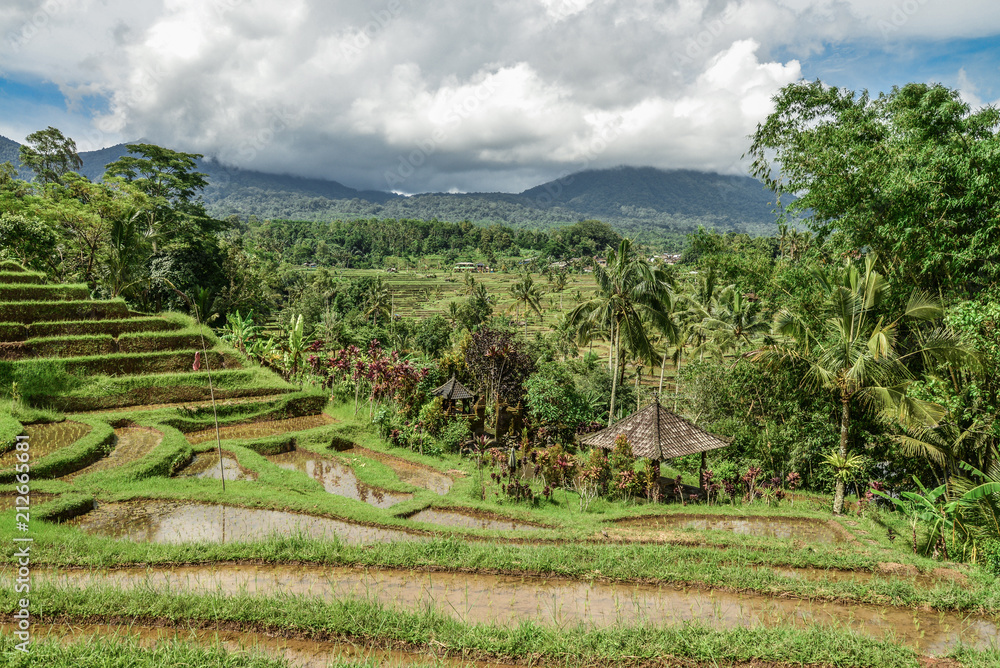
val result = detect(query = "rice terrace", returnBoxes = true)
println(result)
[4,29,1000,668]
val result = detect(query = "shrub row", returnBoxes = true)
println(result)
[0,271,47,284]
[0,418,114,482]
[0,284,90,302]
[0,299,129,324]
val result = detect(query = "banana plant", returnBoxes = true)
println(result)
[284,314,306,376]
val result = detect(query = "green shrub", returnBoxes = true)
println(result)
[0,284,89,301]
[983,539,1000,576]
[437,418,471,454]
[0,299,129,324]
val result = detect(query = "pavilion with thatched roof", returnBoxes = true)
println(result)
[431,376,476,415]
[581,398,730,491]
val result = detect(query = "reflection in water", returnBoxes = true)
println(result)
[340,445,452,495]
[67,500,426,545]
[268,449,411,508]
[615,515,844,543]
[176,452,255,481]
[41,564,1000,655]
[409,508,540,531]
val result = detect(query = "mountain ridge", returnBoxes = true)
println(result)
[0,135,781,234]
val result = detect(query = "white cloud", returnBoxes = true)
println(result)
[1,0,999,191]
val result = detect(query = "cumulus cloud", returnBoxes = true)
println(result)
[2,0,1000,191]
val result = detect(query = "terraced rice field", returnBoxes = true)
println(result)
[185,414,336,444]
[0,421,91,469]
[64,427,164,480]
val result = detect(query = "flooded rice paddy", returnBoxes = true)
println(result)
[64,427,163,480]
[613,514,846,544]
[0,492,54,510]
[0,421,91,469]
[185,413,335,444]
[0,622,512,668]
[338,444,453,495]
[37,563,1000,654]
[175,451,256,481]
[67,500,425,545]
[267,448,411,508]
[408,507,543,531]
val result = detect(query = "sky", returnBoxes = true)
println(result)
[1,0,999,194]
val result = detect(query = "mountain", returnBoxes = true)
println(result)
[0,135,781,235]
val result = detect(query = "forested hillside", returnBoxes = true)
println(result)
[0,135,780,237]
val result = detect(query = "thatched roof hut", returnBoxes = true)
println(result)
[431,376,475,401]
[581,399,729,482]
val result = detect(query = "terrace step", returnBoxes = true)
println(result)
[0,317,184,342]
[0,271,47,284]
[0,284,90,302]
[0,299,130,324]
[11,349,243,377]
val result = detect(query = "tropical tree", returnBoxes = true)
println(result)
[508,273,544,335]
[698,286,770,356]
[19,126,82,184]
[754,255,960,514]
[363,277,391,325]
[568,239,672,425]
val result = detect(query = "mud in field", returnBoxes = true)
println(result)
[64,427,164,480]
[612,514,846,544]
[0,492,54,510]
[267,448,411,508]
[175,451,256,481]
[66,499,426,545]
[408,507,542,531]
[0,421,91,469]
[37,563,1000,654]
[0,622,509,668]
[185,414,335,445]
[338,444,453,495]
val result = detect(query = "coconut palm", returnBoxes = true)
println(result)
[699,286,770,355]
[508,273,544,335]
[754,255,962,514]
[363,277,391,325]
[568,238,672,425]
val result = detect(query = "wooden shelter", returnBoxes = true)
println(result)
[431,376,476,415]
[581,398,729,492]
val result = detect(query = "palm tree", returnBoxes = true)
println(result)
[363,277,391,325]
[754,255,958,514]
[508,273,544,336]
[568,239,671,425]
[699,286,770,356]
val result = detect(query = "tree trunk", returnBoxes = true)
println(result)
[833,397,849,515]
[673,351,682,411]
[658,348,668,397]
[609,328,619,425]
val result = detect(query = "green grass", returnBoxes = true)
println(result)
[0,283,90,301]
[0,298,129,323]
[2,583,935,668]
[0,633,289,668]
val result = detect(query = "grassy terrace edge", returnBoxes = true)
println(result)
[3,584,974,668]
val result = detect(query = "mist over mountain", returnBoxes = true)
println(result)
[1,136,781,236]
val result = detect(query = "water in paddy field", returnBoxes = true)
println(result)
[267,448,412,508]
[37,564,1000,654]
[408,507,542,531]
[66,500,427,545]
[184,414,335,444]
[612,514,846,543]
[175,451,256,481]
[0,421,91,469]
[64,427,163,480]
[338,444,453,495]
